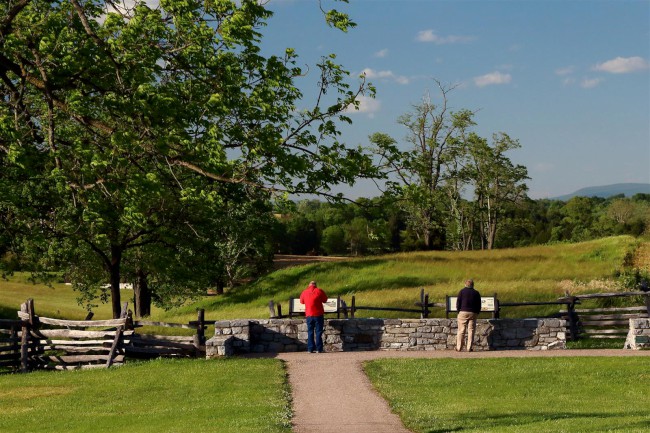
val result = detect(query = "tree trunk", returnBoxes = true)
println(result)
[109,246,122,319]
[216,278,225,296]
[134,269,151,318]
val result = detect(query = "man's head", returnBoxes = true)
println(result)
[309,281,317,287]
[465,279,474,288]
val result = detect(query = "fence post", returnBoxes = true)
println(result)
[493,292,499,319]
[423,294,430,318]
[268,300,276,318]
[645,294,650,316]
[337,295,341,319]
[277,303,283,318]
[20,299,35,373]
[194,309,205,357]
[351,296,356,319]
[567,297,578,340]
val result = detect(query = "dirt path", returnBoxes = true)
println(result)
[271,349,650,433]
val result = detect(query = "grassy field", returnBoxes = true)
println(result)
[172,235,643,322]
[0,358,291,433]
[365,357,650,433]
[0,236,644,324]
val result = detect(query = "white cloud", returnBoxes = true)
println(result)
[562,77,576,86]
[555,66,575,76]
[374,49,389,58]
[473,71,512,87]
[594,56,649,74]
[361,68,410,85]
[580,77,603,88]
[416,29,473,44]
[346,95,381,118]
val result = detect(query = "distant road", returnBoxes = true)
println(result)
[272,254,349,270]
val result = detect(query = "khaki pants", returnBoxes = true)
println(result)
[456,311,478,351]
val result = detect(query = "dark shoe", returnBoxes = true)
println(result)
[317,350,324,353]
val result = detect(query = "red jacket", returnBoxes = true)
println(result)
[299,284,328,317]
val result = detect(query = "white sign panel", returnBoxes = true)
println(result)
[447,296,496,312]
[290,298,339,313]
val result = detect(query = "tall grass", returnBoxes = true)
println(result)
[171,236,638,321]
[0,358,291,433]
[0,236,640,322]
[365,357,650,433]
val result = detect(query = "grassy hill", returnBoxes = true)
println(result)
[1,236,645,322]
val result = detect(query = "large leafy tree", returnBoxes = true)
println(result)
[466,132,529,249]
[369,82,475,250]
[0,0,378,317]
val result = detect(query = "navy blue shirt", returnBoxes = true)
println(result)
[456,287,482,314]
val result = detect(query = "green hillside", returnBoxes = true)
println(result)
[0,236,644,322]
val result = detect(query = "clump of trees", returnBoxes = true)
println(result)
[274,194,650,256]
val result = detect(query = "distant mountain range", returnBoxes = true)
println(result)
[553,183,650,201]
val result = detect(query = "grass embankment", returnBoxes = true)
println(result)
[174,236,642,321]
[0,358,291,433]
[365,357,650,433]
[0,236,643,324]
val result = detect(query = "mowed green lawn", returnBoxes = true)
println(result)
[0,358,291,433]
[365,357,650,433]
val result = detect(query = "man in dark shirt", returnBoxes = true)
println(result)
[456,279,482,352]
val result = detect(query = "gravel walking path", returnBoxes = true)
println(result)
[269,349,650,433]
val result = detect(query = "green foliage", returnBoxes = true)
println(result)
[0,0,379,316]
[365,357,650,433]
[0,358,292,433]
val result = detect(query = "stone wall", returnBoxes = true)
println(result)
[624,318,650,350]
[206,318,566,357]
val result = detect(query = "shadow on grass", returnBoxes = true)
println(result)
[195,259,435,308]
[425,410,650,433]
[0,305,18,320]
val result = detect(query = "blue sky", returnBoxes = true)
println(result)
[261,0,650,199]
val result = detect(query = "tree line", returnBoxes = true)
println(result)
[274,194,650,256]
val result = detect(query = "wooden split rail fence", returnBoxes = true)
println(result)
[558,291,650,339]
[1,300,212,372]
[270,289,650,341]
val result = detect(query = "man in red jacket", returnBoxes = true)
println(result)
[300,281,328,353]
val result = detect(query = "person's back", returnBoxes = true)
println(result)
[300,282,327,316]
[457,286,481,313]
[456,279,481,352]
[300,281,328,353]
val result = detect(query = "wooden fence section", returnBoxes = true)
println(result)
[17,300,129,370]
[0,319,23,371]
[558,291,650,339]
[7,300,211,372]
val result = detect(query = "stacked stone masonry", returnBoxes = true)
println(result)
[625,318,650,350]
[206,318,566,357]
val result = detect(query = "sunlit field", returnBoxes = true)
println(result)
[0,236,641,324]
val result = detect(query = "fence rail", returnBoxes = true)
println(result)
[557,291,650,339]
[2,300,213,373]
[0,319,23,370]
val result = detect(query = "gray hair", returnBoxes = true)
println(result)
[465,279,474,288]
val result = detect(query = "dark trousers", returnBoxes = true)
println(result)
[306,316,325,352]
